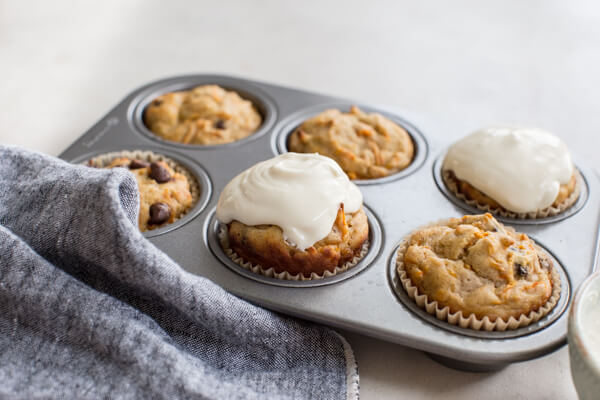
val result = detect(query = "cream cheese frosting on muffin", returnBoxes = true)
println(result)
[442,127,574,213]
[217,152,363,250]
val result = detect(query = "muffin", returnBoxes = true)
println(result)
[89,152,195,232]
[288,106,414,180]
[216,152,369,279]
[144,84,262,145]
[396,213,560,330]
[442,126,580,218]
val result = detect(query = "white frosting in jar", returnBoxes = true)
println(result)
[581,287,600,359]
[216,153,363,250]
[442,126,573,213]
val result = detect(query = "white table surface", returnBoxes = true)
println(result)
[3,1,599,398]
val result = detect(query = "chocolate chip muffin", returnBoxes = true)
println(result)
[288,106,414,180]
[144,85,262,145]
[225,206,369,278]
[397,214,558,327]
[103,157,193,231]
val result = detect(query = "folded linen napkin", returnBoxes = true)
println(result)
[0,145,359,400]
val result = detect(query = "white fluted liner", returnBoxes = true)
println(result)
[218,225,369,281]
[442,169,581,219]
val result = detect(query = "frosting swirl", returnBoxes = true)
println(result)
[443,126,573,213]
[216,153,363,250]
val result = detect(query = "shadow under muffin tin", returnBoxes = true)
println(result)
[60,74,599,372]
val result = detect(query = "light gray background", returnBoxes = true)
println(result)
[2,1,598,398]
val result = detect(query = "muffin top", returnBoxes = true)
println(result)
[442,127,573,213]
[216,153,363,250]
[144,85,262,145]
[106,157,193,231]
[402,213,553,321]
[288,106,414,180]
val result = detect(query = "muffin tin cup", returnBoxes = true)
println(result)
[218,228,370,281]
[71,147,212,238]
[87,150,202,222]
[130,76,278,150]
[59,74,600,371]
[206,205,383,288]
[393,217,563,334]
[272,102,428,185]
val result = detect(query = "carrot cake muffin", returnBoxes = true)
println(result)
[144,84,262,145]
[216,153,369,278]
[288,106,414,180]
[442,126,579,217]
[398,213,558,326]
[101,157,193,231]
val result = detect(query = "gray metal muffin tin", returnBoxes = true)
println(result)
[60,75,600,371]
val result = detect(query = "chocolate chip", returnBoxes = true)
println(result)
[152,99,163,106]
[214,119,226,129]
[515,263,528,277]
[149,162,171,183]
[129,159,149,170]
[149,202,171,225]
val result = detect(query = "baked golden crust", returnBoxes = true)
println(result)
[226,206,369,277]
[402,213,553,322]
[444,170,578,212]
[288,106,414,180]
[144,85,262,145]
[106,158,193,231]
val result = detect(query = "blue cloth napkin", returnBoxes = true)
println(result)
[0,145,359,399]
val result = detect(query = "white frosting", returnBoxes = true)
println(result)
[216,153,363,250]
[442,126,573,213]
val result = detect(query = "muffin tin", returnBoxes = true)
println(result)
[59,74,600,371]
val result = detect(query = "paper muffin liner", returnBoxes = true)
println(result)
[442,169,582,219]
[218,225,369,281]
[86,150,201,228]
[395,217,562,331]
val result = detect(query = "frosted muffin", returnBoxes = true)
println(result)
[216,153,369,278]
[288,106,414,180]
[90,153,194,232]
[144,85,262,145]
[397,213,560,330]
[442,127,579,218]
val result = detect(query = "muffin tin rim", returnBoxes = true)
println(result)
[204,204,384,288]
[127,77,278,150]
[387,238,572,339]
[271,101,429,185]
[432,152,590,225]
[69,146,213,238]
